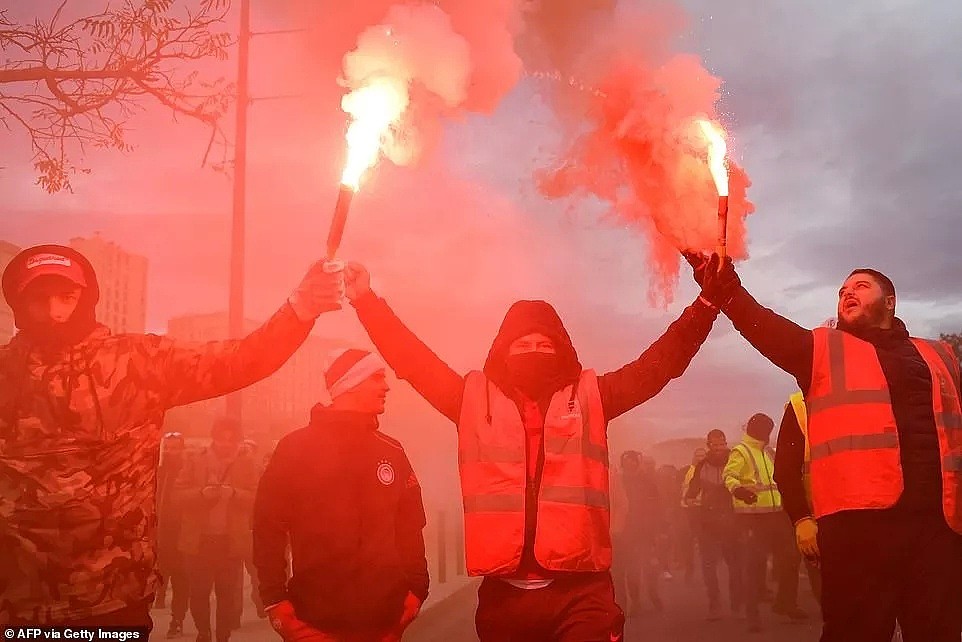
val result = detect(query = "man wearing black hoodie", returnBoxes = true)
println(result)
[341,261,723,641]
[253,348,428,642]
[689,255,962,642]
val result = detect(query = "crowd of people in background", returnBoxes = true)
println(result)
[610,413,811,633]
[156,415,811,638]
[154,423,269,640]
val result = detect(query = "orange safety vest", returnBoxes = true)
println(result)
[457,369,610,576]
[807,328,962,532]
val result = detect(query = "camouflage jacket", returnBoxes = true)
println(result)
[0,303,312,624]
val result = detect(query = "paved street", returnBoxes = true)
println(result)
[152,570,823,641]
[406,573,822,642]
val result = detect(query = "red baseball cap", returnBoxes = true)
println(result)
[2,244,95,307]
[12,251,87,294]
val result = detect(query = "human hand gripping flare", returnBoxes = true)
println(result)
[343,262,372,303]
[683,252,741,310]
[288,260,347,321]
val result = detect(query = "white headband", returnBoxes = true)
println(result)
[328,351,386,399]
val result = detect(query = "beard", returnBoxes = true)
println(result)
[837,297,889,333]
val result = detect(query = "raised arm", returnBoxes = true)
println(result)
[599,298,718,421]
[688,253,816,392]
[151,260,344,408]
[346,263,464,423]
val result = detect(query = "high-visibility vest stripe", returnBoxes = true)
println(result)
[544,437,608,463]
[540,486,609,508]
[464,494,526,513]
[809,432,900,460]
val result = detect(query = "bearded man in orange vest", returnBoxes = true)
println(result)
[341,261,726,642]
[688,254,962,642]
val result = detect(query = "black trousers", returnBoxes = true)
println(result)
[697,514,742,609]
[819,509,962,642]
[475,573,625,642]
[738,512,800,616]
[188,535,245,640]
[160,548,191,623]
[611,534,660,611]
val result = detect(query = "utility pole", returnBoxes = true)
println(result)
[226,0,251,421]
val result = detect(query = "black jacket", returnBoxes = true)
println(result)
[252,407,428,632]
[724,287,961,525]
[685,457,734,518]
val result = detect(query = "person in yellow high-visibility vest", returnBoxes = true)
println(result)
[724,413,806,632]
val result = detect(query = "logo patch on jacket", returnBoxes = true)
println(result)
[377,460,396,486]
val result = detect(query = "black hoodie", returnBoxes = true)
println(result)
[723,287,962,525]
[482,299,583,394]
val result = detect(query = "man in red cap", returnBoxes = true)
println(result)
[253,348,428,642]
[0,243,345,631]
[338,260,726,642]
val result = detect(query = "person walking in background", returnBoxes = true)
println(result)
[177,418,259,642]
[237,438,266,622]
[157,432,191,638]
[725,414,806,632]
[612,451,666,615]
[685,430,742,619]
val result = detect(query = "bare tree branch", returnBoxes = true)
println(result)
[0,0,235,192]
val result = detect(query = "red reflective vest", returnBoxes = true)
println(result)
[457,370,611,576]
[807,328,962,532]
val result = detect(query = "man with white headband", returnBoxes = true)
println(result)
[253,348,429,642]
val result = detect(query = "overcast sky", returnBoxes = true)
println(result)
[2,0,960,460]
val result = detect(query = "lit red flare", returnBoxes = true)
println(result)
[697,119,729,197]
[327,77,409,260]
[696,119,730,262]
[340,77,409,190]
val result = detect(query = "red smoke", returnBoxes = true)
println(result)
[339,1,524,170]
[529,2,755,305]
[338,0,754,305]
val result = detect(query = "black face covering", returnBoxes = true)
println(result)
[19,304,97,351]
[504,352,565,399]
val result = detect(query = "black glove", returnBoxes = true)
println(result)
[732,487,758,504]
[682,251,711,287]
[699,253,741,309]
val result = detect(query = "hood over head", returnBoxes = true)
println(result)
[483,300,582,395]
